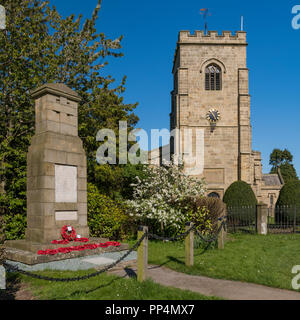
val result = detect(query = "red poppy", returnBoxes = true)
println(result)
[52,239,70,245]
[37,226,121,256]
[74,237,89,243]
[61,225,77,241]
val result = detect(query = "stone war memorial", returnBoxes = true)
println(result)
[5,83,127,265]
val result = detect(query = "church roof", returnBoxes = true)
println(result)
[262,174,283,186]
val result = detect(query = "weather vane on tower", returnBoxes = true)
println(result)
[200,8,211,35]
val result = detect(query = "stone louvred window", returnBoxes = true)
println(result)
[205,64,222,91]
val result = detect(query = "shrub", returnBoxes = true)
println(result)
[179,196,225,234]
[276,180,300,206]
[4,213,27,241]
[127,158,206,236]
[223,181,257,207]
[87,183,131,240]
[275,181,300,223]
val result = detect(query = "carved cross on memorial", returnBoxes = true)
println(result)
[26,83,89,243]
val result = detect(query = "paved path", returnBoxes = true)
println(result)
[110,265,300,300]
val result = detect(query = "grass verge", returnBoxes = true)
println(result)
[147,233,300,291]
[6,270,219,300]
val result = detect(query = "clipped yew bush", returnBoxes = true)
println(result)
[275,180,300,223]
[276,180,300,206]
[223,181,257,207]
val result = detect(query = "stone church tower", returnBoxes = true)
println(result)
[169,30,283,204]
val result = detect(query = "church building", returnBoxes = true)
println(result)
[151,30,283,210]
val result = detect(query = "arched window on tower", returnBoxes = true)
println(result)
[205,64,222,91]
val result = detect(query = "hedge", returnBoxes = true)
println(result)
[276,180,300,206]
[223,181,257,207]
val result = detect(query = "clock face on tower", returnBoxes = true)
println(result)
[206,108,221,123]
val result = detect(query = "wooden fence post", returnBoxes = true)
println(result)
[137,226,148,282]
[185,222,194,267]
[218,219,225,249]
[256,203,268,235]
[218,204,226,249]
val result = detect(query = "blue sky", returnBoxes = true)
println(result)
[51,0,300,176]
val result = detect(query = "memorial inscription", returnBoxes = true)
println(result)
[55,165,77,203]
[55,211,78,221]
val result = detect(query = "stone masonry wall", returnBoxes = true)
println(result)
[171,31,252,196]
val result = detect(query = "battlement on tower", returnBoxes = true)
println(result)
[178,30,247,44]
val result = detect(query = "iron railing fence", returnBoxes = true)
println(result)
[227,205,300,234]
[267,205,300,234]
[226,206,257,234]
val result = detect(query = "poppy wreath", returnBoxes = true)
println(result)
[37,224,121,255]
[61,225,77,241]
[37,241,121,256]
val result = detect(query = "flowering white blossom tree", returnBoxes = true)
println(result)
[126,159,207,231]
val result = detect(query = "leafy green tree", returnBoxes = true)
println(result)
[269,149,298,182]
[0,0,139,240]
[282,149,293,164]
[93,163,148,200]
[269,149,284,170]
[271,163,298,183]
[269,148,293,169]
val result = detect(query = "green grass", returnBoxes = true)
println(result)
[147,233,300,291]
[6,233,300,299]
[12,270,219,300]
